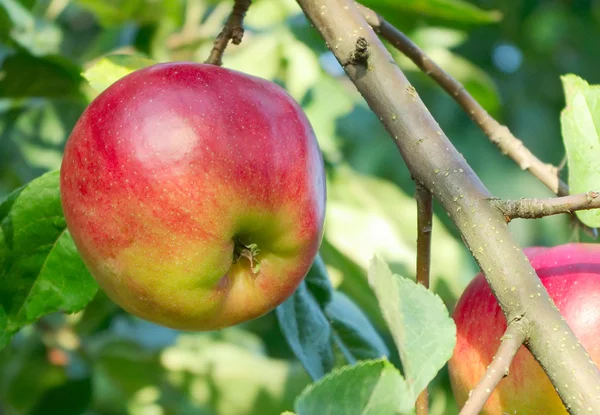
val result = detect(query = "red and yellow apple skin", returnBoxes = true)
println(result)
[60,63,326,331]
[449,244,600,414]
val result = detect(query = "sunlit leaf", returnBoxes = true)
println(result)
[325,165,473,299]
[295,359,413,415]
[83,54,157,93]
[284,36,321,102]
[368,255,456,404]
[560,74,600,227]
[160,328,310,415]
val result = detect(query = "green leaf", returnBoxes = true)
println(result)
[325,165,473,300]
[223,31,282,81]
[160,328,311,415]
[277,256,388,380]
[362,0,501,26]
[75,0,179,27]
[0,335,69,412]
[0,171,98,349]
[326,291,389,363]
[30,378,92,415]
[295,359,413,415]
[0,0,62,55]
[275,279,335,380]
[0,53,83,99]
[368,256,456,405]
[83,54,157,93]
[0,5,13,42]
[303,254,333,307]
[560,75,600,227]
[283,36,321,102]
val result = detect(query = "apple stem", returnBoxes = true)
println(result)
[205,0,252,66]
[233,239,261,275]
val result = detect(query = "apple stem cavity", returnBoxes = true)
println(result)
[233,238,261,275]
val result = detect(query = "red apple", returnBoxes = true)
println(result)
[449,243,600,414]
[60,62,326,330]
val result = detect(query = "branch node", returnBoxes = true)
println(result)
[344,36,370,67]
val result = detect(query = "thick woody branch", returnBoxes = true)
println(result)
[459,320,528,415]
[358,4,599,239]
[356,4,567,195]
[492,191,600,220]
[205,0,252,66]
[415,184,433,415]
[296,0,600,412]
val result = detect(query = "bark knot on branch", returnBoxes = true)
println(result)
[344,36,370,67]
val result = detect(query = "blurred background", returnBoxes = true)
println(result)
[1,0,600,413]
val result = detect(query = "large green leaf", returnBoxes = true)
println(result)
[368,256,456,405]
[276,256,388,380]
[0,53,83,99]
[0,171,98,349]
[326,291,389,364]
[560,75,600,227]
[295,359,413,415]
[276,279,335,380]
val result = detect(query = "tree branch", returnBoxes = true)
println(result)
[415,184,433,415]
[356,4,567,195]
[492,191,600,220]
[205,0,252,66]
[458,319,527,415]
[296,0,600,412]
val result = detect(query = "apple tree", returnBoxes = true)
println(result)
[1,0,600,414]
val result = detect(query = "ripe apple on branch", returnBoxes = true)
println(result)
[60,62,326,331]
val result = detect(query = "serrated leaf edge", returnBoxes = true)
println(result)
[296,357,391,402]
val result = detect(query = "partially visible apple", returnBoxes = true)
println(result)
[60,62,326,330]
[449,243,600,414]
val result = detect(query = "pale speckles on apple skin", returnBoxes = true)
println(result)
[449,244,600,414]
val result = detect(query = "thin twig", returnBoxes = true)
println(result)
[296,0,600,412]
[357,3,598,239]
[416,185,432,288]
[415,184,433,415]
[356,4,565,195]
[491,191,600,220]
[205,0,252,66]
[459,320,528,415]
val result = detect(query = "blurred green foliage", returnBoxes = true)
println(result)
[1,0,599,413]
